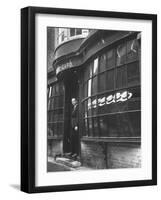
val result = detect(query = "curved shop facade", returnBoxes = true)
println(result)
[48,30,141,169]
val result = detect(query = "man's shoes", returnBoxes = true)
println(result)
[71,153,80,160]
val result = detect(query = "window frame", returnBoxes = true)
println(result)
[81,35,141,139]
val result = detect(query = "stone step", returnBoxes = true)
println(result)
[56,157,81,168]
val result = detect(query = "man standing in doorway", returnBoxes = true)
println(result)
[71,98,79,159]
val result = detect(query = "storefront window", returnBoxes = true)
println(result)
[82,34,141,138]
[106,69,114,91]
[98,73,106,92]
[93,58,99,75]
[127,61,140,86]
[99,54,106,72]
[127,39,139,62]
[107,49,115,68]
[116,43,126,66]
[116,65,127,88]
[47,82,64,137]
[92,76,98,94]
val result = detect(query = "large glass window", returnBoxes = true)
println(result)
[70,28,82,37]
[82,33,141,138]
[47,82,64,137]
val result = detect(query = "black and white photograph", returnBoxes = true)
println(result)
[47,27,141,172]
[20,6,157,193]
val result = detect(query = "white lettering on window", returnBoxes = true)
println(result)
[87,91,132,110]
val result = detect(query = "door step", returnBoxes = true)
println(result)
[56,157,81,168]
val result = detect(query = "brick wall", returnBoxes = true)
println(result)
[81,140,141,169]
[107,143,141,168]
[81,141,106,169]
[48,139,63,158]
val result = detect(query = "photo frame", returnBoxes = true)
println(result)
[21,6,157,193]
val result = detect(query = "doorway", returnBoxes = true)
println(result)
[63,71,80,156]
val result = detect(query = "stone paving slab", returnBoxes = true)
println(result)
[48,157,92,171]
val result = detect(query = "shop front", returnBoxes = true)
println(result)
[49,29,141,169]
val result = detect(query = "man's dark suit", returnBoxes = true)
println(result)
[71,104,79,155]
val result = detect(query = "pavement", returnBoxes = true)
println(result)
[47,162,70,172]
[47,156,92,172]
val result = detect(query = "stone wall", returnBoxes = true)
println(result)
[81,140,141,169]
[48,139,63,158]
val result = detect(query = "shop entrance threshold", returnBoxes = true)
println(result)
[48,156,91,171]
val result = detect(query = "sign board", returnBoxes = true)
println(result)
[56,61,73,75]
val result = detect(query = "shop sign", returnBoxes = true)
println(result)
[48,77,57,85]
[56,61,73,75]
[88,91,132,109]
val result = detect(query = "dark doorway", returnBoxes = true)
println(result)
[63,71,80,155]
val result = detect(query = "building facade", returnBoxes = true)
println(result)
[47,28,141,169]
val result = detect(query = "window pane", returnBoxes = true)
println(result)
[57,109,64,121]
[59,83,64,94]
[48,124,53,136]
[84,65,90,81]
[107,49,115,68]
[55,84,59,94]
[48,99,51,110]
[106,70,114,91]
[52,123,58,137]
[70,28,75,36]
[51,85,55,96]
[84,83,88,98]
[92,76,97,94]
[91,97,97,115]
[87,98,92,116]
[99,54,106,72]
[93,58,99,75]
[99,115,118,137]
[58,95,64,107]
[127,61,140,86]
[116,66,127,88]
[49,112,52,122]
[98,92,116,114]
[114,90,128,112]
[98,73,106,92]
[47,81,64,138]
[116,113,131,137]
[127,39,139,62]
[98,94,106,114]
[84,100,88,117]
[128,87,141,111]
[88,118,93,136]
[93,117,99,137]
[106,92,116,113]
[49,98,53,110]
[83,119,88,136]
[88,79,92,97]
[90,62,93,78]
[116,43,126,66]
[128,111,141,136]
[48,112,51,122]
[49,86,52,98]
[99,111,140,137]
[76,28,82,35]
[57,122,63,136]
[54,96,59,108]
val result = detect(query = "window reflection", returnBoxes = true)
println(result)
[127,39,139,62]
[116,43,126,66]
[93,58,98,75]
[88,79,92,97]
